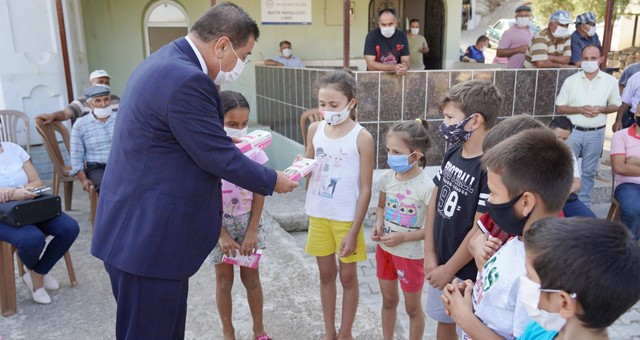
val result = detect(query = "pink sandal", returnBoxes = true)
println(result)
[255,334,273,340]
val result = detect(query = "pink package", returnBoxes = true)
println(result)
[236,130,272,154]
[284,158,319,182]
[221,249,262,269]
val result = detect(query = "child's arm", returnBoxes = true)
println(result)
[442,279,506,340]
[427,211,482,289]
[423,186,439,274]
[240,194,265,256]
[371,192,386,241]
[303,122,319,190]
[469,231,502,269]
[340,130,375,257]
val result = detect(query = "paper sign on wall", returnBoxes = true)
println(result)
[261,0,312,25]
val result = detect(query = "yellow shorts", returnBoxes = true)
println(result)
[305,217,367,263]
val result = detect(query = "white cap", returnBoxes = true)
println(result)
[89,69,111,80]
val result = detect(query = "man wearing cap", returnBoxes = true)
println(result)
[496,5,534,69]
[69,85,115,193]
[556,44,621,207]
[570,12,602,65]
[35,69,120,124]
[364,8,410,75]
[524,10,573,68]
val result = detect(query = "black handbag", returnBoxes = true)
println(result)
[0,194,62,227]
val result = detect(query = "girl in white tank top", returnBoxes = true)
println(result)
[300,70,374,340]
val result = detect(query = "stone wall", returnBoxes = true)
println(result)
[255,65,577,169]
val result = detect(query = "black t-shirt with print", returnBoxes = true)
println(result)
[432,144,489,281]
[363,28,410,69]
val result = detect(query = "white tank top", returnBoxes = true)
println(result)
[305,121,363,221]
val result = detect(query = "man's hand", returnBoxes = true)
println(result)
[517,44,528,53]
[626,156,640,166]
[581,106,599,118]
[420,47,429,54]
[426,263,453,289]
[35,113,55,125]
[394,63,407,76]
[80,178,93,192]
[613,120,624,133]
[274,170,298,193]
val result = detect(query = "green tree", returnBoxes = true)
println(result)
[532,0,636,25]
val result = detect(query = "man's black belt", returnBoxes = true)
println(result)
[573,125,605,132]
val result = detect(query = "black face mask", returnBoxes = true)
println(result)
[486,192,531,236]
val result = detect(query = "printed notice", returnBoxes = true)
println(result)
[261,0,311,25]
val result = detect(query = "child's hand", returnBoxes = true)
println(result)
[218,231,241,258]
[339,230,358,257]
[424,256,438,275]
[292,154,303,165]
[482,235,502,260]
[441,278,474,324]
[426,264,453,290]
[370,222,383,241]
[230,136,244,143]
[240,228,259,256]
[380,232,405,247]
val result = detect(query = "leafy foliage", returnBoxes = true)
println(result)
[531,0,636,25]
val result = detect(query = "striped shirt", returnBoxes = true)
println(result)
[70,111,117,175]
[523,28,571,68]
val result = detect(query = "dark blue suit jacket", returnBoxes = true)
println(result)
[91,38,277,280]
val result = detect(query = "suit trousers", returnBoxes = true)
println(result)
[104,263,189,340]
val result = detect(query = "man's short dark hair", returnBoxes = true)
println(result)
[378,8,397,19]
[409,18,420,25]
[525,217,640,330]
[439,79,503,129]
[191,2,259,47]
[482,129,573,211]
[482,115,546,152]
[582,44,603,57]
[279,40,292,48]
[549,116,573,133]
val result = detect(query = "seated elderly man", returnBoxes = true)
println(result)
[70,85,117,193]
[36,69,120,124]
[611,114,640,240]
[524,10,573,68]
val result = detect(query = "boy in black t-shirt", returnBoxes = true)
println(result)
[363,8,410,74]
[424,79,503,340]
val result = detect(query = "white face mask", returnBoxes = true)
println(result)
[588,26,597,37]
[552,26,569,38]
[214,43,246,86]
[516,17,530,28]
[93,107,112,119]
[282,48,292,58]
[321,101,353,126]
[581,60,600,73]
[380,26,396,38]
[480,45,487,51]
[224,126,248,138]
[410,28,419,35]
[518,276,568,333]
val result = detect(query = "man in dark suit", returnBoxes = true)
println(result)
[91,3,298,339]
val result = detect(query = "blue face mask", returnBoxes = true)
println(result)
[387,152,418,173]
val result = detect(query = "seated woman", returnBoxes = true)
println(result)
[0,142,80,304]
[611,117,640,240]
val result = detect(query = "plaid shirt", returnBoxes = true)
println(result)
[70,111,117,175]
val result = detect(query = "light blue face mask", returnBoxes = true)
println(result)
[387,152,418,173]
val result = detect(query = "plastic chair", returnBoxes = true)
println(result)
[0,110,31,153]
[300,108,321,149]
[607,173,621,223]
[0,241,77,316]
[34,116,77,211]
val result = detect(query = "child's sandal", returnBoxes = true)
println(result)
[255,334,273,340]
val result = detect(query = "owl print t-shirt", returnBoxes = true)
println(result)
[378,170,435,259]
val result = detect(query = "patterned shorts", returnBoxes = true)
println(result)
[209,212,266,265]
